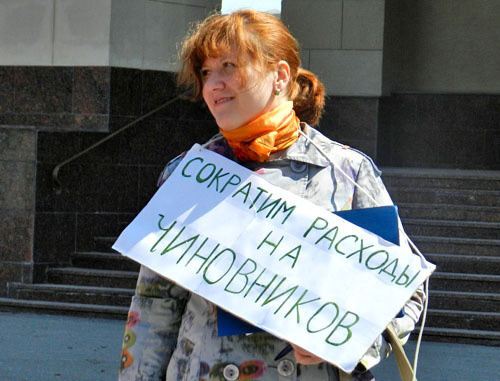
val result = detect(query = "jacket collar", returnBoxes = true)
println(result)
[266,123,331,168]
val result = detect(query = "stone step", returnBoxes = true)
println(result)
[0,297,128,319]
[430,272,500,293]
[425,309,500,332]
[397,203,500,223]
[93,236,118,252]
[382,168,500,191]
[72,251,140,272]
[47,267,138,289]
[428,290,500,312]
[8,283,134,307]
[411,236,500,256]
[403,219,500,239]
[415,326,500,346]
[425,253,500,275]
[389,187,500,207]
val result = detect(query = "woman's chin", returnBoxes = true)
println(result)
[217,122,241,131]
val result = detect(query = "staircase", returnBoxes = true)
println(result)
[1,168,499,345]
[0,234,137,320]
[382,168,500,346]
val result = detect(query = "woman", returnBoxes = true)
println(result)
[119,10,425,381]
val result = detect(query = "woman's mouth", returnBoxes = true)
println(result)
[214,97,233,105]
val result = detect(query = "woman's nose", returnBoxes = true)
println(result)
[204,71,225,91]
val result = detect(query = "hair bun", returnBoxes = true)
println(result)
[292,68,325,126]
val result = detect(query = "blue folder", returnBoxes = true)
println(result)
[217,205,400,336]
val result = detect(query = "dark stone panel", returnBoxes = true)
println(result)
[22,262,34,283]
[0,128,36,161]
[33,263,49,283]
[75,163,139,213]
[141,70,177,116]
[1,114,108,131]
[165,119,219,152]
[174,98,214,121]
[376,99,392,165]
[139,71,213,121]
[377,94,419,165]
[0,212,34,262]
[109,67,143,118]
[118,118,175,166]
[455,95,496,131]
[0,113,75,129]
[37,161,140,214]
[109,115,136,132]
[390,125,444,168]
[14,67,73,114]
[78,130,121,164]
[37,130,82,164]
[375,132,391,166]
[416,94,459,132]
[318,97,378,159]
[75,212,135,252]
[118,118,218,166]
[317,96,339,140]
[73,67,110,115]
[489,96,500,131]
[0,161,36,211]
[0,67,15,114]
[0,263,25,296]
[438,129,487,169]
[138,165,163,210]
[74,114,109,131]
[485,130,500,170]
[334,98,378,140]
[384,94,418,130]
[34,212,76,264]
[378,93,498,168]
[36,162,80,212]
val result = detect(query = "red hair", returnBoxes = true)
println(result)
[177,10,325,126]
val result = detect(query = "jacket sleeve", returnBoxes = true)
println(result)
[351,157,426,371]
[119,155,190,381]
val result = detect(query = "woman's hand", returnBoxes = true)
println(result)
[290,343,324,365]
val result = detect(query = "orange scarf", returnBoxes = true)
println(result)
[220,101,300,162]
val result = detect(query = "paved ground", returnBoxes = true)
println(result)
[0,311,499,380]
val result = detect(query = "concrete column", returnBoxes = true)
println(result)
[0,0,221,69]
[0,128,37,295]
[281,0,385,96]
[383,0,500,94]
[111,0,221,71]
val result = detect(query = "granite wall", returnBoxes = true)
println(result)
[378,94,500,169]
[319,97,379,159]
[0,66,219,294]
[0,66,110,131]
[0,128,36,294]
[1,65,499,295]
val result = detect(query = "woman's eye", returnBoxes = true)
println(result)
[200,69,210,79]
[222,62,237,71]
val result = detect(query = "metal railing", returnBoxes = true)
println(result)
[52,92,189,195]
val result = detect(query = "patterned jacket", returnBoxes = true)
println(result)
[118,125,425,381]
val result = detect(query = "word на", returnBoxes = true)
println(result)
[151,214,360,347]
[181,156,296,225]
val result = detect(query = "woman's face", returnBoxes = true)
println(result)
[201,52,280,131]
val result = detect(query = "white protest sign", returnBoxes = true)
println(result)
[113,144,435,372]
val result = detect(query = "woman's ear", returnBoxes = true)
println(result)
[275,60,291,93]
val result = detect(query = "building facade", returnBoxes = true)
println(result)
[1,0,499,295]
